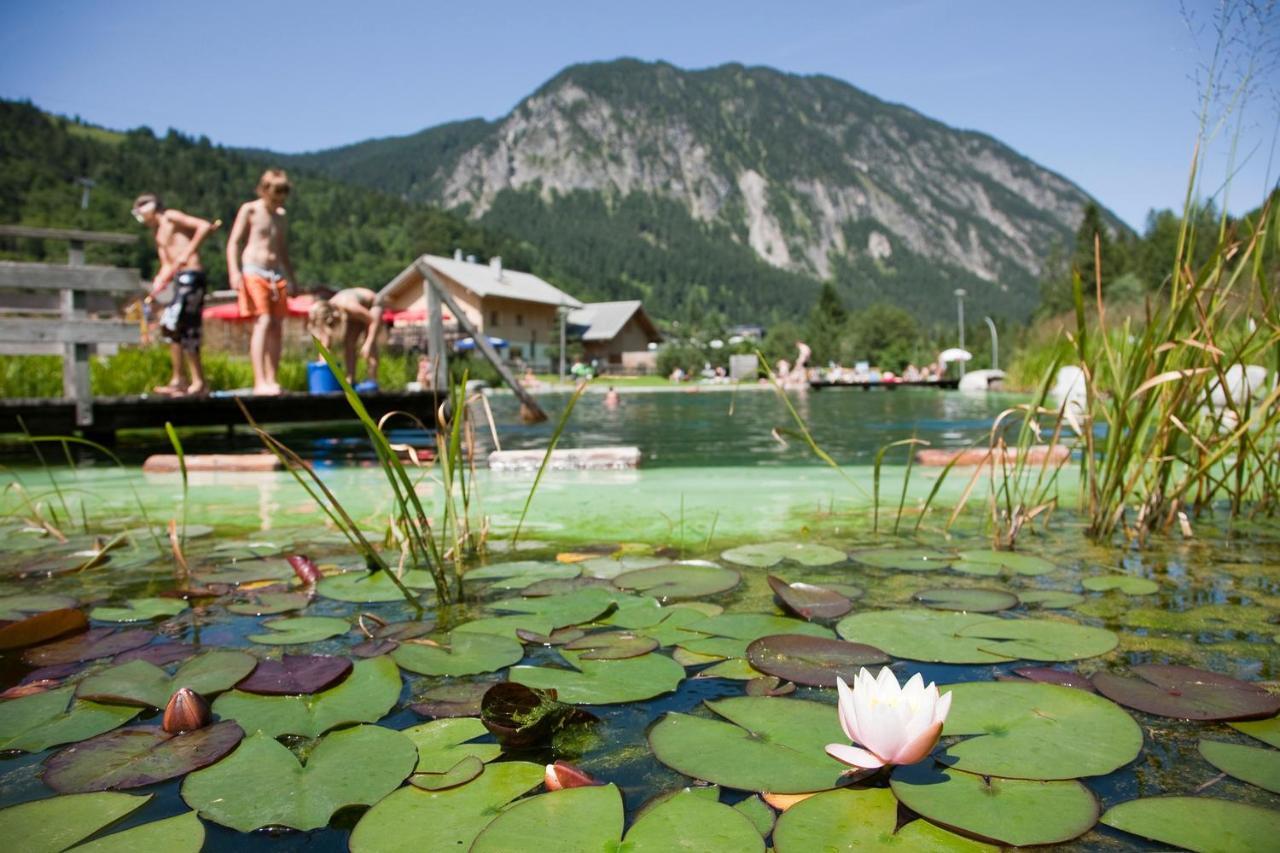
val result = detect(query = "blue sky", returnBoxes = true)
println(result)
[2,0,1276,228]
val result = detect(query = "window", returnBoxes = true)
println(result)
[489,310,499,326]
[516,313,524,327]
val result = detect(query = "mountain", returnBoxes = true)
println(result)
[289,59,1126,324]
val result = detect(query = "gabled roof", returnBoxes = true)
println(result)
[378,254,582,310]
[566,300,662,342]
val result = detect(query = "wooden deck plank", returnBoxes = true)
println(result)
[808,379,960,390]
[0,262,141,293]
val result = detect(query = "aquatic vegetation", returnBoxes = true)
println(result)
[825,668,951,771]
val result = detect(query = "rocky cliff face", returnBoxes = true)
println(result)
[295,60,1122,321]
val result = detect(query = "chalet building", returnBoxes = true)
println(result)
[567,300,663,372]
[377,253,581,369]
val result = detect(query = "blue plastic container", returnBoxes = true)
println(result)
[307,360,342,394]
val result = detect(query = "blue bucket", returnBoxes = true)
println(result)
[307,360,342,394]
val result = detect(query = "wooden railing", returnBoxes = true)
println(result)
[0,225,141,426]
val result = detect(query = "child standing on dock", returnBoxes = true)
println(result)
[227,169,297,395]
[133,193,214,397]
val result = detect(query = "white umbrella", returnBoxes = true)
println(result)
[938,348,972,363]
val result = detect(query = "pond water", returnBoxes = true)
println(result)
[0,387,1277,851]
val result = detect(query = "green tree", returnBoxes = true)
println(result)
[848,302,921,371]
[804,282,848,363]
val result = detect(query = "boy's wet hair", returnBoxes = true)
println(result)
[131,192,164,211]
[257,168,290,195]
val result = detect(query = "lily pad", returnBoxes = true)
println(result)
[0,608,88,650]
[733,794,775,837]
[234,654,351,695]
[1017,590,1085,609]
[402,717,500,772]
[1100,796,1280,852]
[89,598,188,623]
[1233,716,1280,749]
[746,635,889,687]
[1092,665,1280,721]
[890,762,1098,847]
[490,587,621,626]
[0,792,151,853]
[113,643,197,666]
[410,755,484,791]
[392,632,524,677]
[211,655,401,737]
[181,725,416,832]
[22,628,152,666]
[464,561,580,589]
[768,576,853,620]
[578,555,666,579]
[247,616,349,645]
[511,650,685,704]
[226,591,310,615]
[410,681,494,718]
[349,761,544,853]
[1081,575,1159,595]
[480,682,597,747]
[1199,739,1280,793]
[940,681,1142,779]
[68,811,204,853]
[614,563,741,601]
[76,650,258,707]
[1006,666,1096,692]
[0,685,138,752]
[316,569,435,602]
[835,611,1006,664]
[43,721,244,792]
[851,548,951,571]
[649,696,846,793]
[955,617,1118,662]
[683,613,834,644]
[951,550,1056,576]
[773,787,996,852]
[472,783,764,853]
[0,594,78,621]
[721,542,846,568]
[695,658,764,680]
[562,630,658,660]
[914,588,1019,612]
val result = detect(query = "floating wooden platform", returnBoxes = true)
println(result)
[488,446,642,471]
[0,390,443,442]
[915,444,1072,467]
[808,379,960,390]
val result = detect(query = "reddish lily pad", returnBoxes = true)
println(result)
[235,655,352,695]
[1091,665,1280,721]
[768,576,853,620]
[113,644,197,666]
[43,721,244,792]
[562,630,659,660]
[914,588,1018,613]
[23,628,154,666]
[613,563,741,601]
[1005,666,1096,692]
[480,682,597,747]
[0,608,87,650]
[745,634,889,687]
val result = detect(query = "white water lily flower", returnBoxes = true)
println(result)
[825,667,952,770]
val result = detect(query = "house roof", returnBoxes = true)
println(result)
[379,254,582,310]
[567,300,662,342]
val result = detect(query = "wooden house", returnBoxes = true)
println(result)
[567,300,664,372]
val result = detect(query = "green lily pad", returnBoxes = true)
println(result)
[22,628,153,666]
[0,685,138,752]
[402,717,501,772]
[610,604,710,646]
[768,576,854,620]
[89,598,188,623]
[392,631,524,677]
[836,611,1007,664]
[1100,796,1280,852]
[350,761,544,853]
[951,550,1055,576]
[43,721,244,792]
[614,563,741,601]
[226,591,310,615]
[1081,575,1159,595]
[455,614,555,640]
[512,649,685,704]
[773,787,996,852]
[649,696,846,793]
[196,558,294,585]
[940,681,1142,779]
[68,811,203,853]
[1092,665,1280,721]
[464,561,581,589]
[732,794,775,837]
[579,555,667,579]
[695,658,764,680]
[410,755,485,790]
[914,588,1019,612]
[746,635,889,687]
[248,616,349,645]
[563,630,658,660]
[851,548,951,571]
[76,650,258,707]
[472,784,764,853]
[181,725,416,832]
[890,762,1098,847]
[316,569,435,602]
[410,681,494,718]
[955,617,1118,662]
[1017,590,1085,609]
[1233,716,1280,748]
[0,792,151,853]
[211,655,401,737]
[721,542,846,568]
[683,613,834,643]
[490,587,621,626]
[0,593,78,620]
[1199,739,1280,793]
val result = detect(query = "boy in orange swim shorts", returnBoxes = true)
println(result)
[227,169,297,394]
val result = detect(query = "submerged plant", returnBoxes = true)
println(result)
[825,667,952,771]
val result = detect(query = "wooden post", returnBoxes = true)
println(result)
[423,266,448,392]
[63,239,92,427]
[415,260,547,422]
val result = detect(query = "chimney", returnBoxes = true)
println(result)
[466,254,477,264]
[453,248,463,262]
[490,256,503,280]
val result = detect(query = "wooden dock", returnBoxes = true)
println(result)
[808,379,960,390]
[0,390,444,443]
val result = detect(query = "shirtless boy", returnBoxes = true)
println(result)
[307,287,386,384]
[132,193,214,396]
[227,169,297,395]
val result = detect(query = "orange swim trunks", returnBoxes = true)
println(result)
[238,265,288,318]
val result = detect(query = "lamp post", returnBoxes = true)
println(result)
[954,289,966,376]
[558,303,567,384]
[983,316,998,370]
